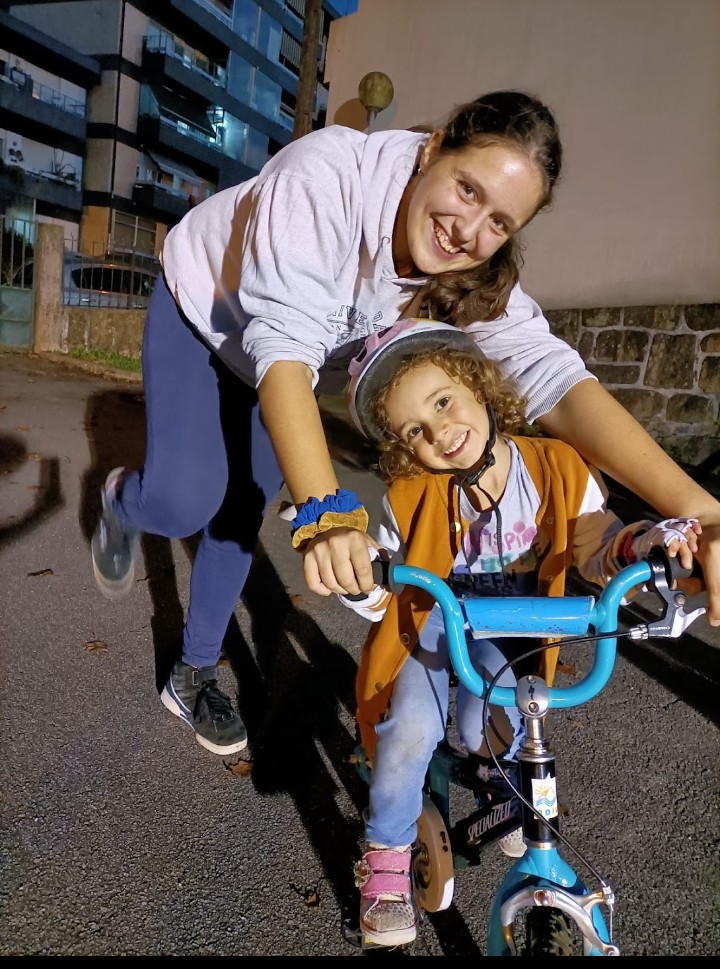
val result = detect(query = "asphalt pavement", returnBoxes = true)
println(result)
[1,351,719,956]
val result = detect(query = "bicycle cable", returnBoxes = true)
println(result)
[480,629,628,893]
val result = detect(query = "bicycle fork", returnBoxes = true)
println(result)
[498,675,620,957]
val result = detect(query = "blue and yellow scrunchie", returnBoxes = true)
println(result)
[290,489,369,550]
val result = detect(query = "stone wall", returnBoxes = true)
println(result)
[60,296,720,468]
[547,304,720,466]
[65,307,144,358]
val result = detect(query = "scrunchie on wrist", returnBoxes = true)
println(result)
[290,489,369,550]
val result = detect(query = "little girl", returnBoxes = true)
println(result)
[340,318,699,948]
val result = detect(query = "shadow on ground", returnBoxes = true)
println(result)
[0,432,63,551]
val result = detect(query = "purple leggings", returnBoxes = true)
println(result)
[117,274,284,667]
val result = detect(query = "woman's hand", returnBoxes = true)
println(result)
[539,380,720,624]
[303,527,378,596]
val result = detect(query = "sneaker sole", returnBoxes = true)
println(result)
[499,832,527,859]
[360,922,417,948]
[92,553,136,600]
[160,686,248,756]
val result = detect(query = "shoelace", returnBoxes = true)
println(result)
[194,680,235,723]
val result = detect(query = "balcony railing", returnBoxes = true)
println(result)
[285,0,305,22]
[0,70,86,117]
[158,113,223,152]
[136,179,197,201]
[143,35,227,89]
[191,0,233,28]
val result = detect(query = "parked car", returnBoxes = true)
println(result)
[11,252,160,309]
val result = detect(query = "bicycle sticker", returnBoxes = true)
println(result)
[531,777,558,819]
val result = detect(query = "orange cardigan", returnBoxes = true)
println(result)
[356,435,591,762]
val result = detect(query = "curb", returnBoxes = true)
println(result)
[3,349,143,385]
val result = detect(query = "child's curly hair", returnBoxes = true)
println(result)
[371,346,527,482]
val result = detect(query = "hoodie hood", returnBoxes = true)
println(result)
[358,128,428,277]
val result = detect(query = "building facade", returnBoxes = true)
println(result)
[0,7,100,230]
[3,0,339,254]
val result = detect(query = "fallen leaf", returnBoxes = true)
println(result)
[16,425,29,431]
[28,453,41,462]
[27,568,53,577]
[0,403,6,409]
[290,882,322,908]
[558,804,570,817]
[290,594,304,604]
[556,663,578,677]
[224,759,253,777]
[85,640,109,652]
[217,656,231,668]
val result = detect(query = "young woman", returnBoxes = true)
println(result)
[90,90,720,757]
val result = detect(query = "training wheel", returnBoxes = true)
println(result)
[413,793,455,912]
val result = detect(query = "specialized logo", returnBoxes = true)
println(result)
[466,799,514,844]
[531,777,558,819]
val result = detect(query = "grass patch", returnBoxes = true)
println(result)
[67,347,142,373]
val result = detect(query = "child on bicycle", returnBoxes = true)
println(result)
[339,318,700,948]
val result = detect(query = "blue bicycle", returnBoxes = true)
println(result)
[351,548,704,956]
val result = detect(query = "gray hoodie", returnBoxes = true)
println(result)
[162,124,592,420]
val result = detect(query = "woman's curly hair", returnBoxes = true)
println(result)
[371,346,527,482]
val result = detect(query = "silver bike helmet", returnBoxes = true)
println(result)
[347,318,481,443]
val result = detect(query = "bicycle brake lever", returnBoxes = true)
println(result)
[629,549,706,640]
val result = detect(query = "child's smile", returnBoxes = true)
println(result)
[384,362,490,472]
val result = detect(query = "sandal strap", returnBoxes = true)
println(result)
[359,872,411,898]
[363,849,411,872]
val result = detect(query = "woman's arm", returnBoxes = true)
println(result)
[538,379,720,623]
[257,360,374,597]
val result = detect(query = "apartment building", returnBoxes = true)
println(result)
[0,6,100,233]
[5,0,341,255]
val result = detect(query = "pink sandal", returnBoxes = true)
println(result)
[354,846,416,947]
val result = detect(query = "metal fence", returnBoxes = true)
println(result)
[0,215,35,346]
[61,238,160,310]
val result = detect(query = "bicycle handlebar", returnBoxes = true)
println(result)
[372,550,702,710]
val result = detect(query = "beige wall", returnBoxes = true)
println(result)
[122,4,149,64]
[326,0,720,309]
[81,205,112,253]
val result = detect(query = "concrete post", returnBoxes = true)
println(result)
[32,223,66,353]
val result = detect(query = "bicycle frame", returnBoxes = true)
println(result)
[390,560,654,957]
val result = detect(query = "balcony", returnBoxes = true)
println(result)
[0,165,82,214]
[132,182,195,222]
[0,71,86,149]
[191,0,234,27]
[143,36,227,91]
[137,111,224,176]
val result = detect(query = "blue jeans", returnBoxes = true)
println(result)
[115,274,284,668]
[365,606,525,849]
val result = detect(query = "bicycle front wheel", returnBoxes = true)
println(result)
[523,907,579,956]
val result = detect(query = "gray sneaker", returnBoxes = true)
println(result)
[91,467,139,599]
[160,661,248,755]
